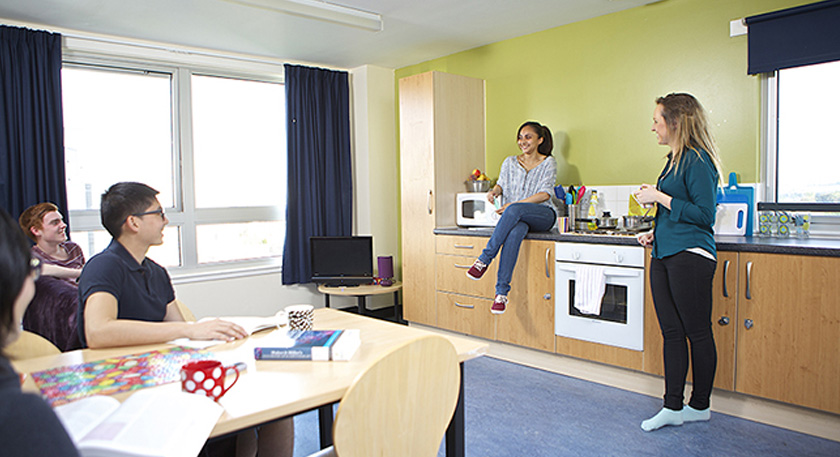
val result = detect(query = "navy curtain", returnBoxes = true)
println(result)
[282,64,352,285]
[0,25,68,221]
[746,0,840,74]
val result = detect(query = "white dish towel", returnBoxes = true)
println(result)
[574,265,607,315]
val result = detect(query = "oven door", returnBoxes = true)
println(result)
[554,263,644,351]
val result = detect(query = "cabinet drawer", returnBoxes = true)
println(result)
[436,235,488,256]
[436,254,496,298]
[437,292,495,340]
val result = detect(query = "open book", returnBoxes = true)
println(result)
[170,312,288,349]
[54,389,222,457]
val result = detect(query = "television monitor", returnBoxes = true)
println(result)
[310,236,374,287]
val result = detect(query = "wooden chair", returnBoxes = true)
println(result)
[6,330,61,360]
[309,335,460,457]
[174,299,197,322]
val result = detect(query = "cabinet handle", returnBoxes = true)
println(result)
[745,261,753,300]
[544,293,551,300]
[427,190,434,215]
[722,260,730,298]
[453,244,474,249]
[453,263,471,269]
[454,301,474,309]
[718,316,729,326]
[545,248,551,278]
[744,319,754,329]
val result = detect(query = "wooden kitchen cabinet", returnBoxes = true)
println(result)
[642,249,737,392]
[399,71,485,326]
[735,252,840,414]
[497,240,555,352]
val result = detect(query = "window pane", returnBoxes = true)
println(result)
[196,222,285,264]
[62,66,176,210]
[777,61,840,203]
[192,75,286,208]
[71,227,182,268]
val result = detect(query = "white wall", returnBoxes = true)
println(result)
[179,65,399,318]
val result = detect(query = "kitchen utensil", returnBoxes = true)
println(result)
[568,185,576,204]
[622,215,653,231]
[717,172,754,235]
[577,186,586,205]
[465,180,492,192]
[714,203,748,236]
[594,212,619,229]
[554,185,566,200]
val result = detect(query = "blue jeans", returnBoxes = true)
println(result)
[478,203,556,296]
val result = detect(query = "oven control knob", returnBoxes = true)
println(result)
[717,316,729,326]
[573,252,581,260]
[614,252,624,263]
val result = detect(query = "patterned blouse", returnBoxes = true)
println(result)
[496,154,558,215]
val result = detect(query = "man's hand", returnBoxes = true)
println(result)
[186,319,249,341]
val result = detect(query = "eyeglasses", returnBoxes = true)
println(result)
[131,208,166,220]
[30,257,41,281]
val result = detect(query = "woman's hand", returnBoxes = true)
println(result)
[495,203,511,214]
[636,231,654,247]
[634,184,672,210]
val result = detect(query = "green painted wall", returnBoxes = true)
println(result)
[395,0,812,187]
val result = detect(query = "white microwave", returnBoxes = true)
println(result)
[456,192,500,227]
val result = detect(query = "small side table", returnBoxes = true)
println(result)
[318,281,403,323]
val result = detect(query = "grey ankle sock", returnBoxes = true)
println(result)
[641,407,683,432]
[683,405,711,422]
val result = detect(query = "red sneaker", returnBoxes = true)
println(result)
[491,295,508,314]
[465,259,487,280]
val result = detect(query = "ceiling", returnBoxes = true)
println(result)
[0,0,658,69]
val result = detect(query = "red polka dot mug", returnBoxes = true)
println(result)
[180,360,240,402]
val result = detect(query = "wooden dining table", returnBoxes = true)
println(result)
[13,308,488,457]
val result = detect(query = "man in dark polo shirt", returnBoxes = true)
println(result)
[78,182,248,348]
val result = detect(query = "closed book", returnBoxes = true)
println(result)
[254,330,359,361]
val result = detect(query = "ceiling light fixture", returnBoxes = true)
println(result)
[224,0,383,32]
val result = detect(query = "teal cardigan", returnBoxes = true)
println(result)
[651,148,719,260]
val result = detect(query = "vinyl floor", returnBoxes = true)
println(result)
[292,356,840,457]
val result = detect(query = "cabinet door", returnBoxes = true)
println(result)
[437,292,495,340]
[496,240,555,352]
[736,253,840,414]
[711,251,738,391]
[399,73,436,325]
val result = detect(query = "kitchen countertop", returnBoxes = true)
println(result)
[434,227,840,257]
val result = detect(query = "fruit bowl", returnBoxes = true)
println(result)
[465,180,492,192]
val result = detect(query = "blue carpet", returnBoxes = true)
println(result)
[292,356,840,457]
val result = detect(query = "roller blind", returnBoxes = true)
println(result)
[745,0,840,74]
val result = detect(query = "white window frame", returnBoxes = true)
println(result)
[760,71,840,238]
[62,38,288,282]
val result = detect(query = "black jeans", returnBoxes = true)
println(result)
[650,251,717,410]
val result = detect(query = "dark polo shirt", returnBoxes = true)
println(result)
[78,239,175,347]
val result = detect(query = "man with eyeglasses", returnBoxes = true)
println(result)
[78,182,293,456]
[77,182,249,348]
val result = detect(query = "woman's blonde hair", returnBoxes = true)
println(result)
[656,93,723,184]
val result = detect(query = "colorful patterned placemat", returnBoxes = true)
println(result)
[32,346,212,406]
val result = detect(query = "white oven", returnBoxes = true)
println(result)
[555,242,645,351]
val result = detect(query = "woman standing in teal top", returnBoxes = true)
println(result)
[634,93,723,432]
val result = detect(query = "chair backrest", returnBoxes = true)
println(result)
[332,335,460,457]
[174,299,197,322]
[5,330,61,360]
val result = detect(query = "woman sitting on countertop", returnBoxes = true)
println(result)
[466,121,558,314]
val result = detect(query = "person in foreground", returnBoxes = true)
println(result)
[466,121,557,314]
[18,202,85,351]
[78,182,293,456]
[0,208,80,456]
[634,93,723,432]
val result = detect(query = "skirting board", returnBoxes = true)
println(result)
[411,323,840,443]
